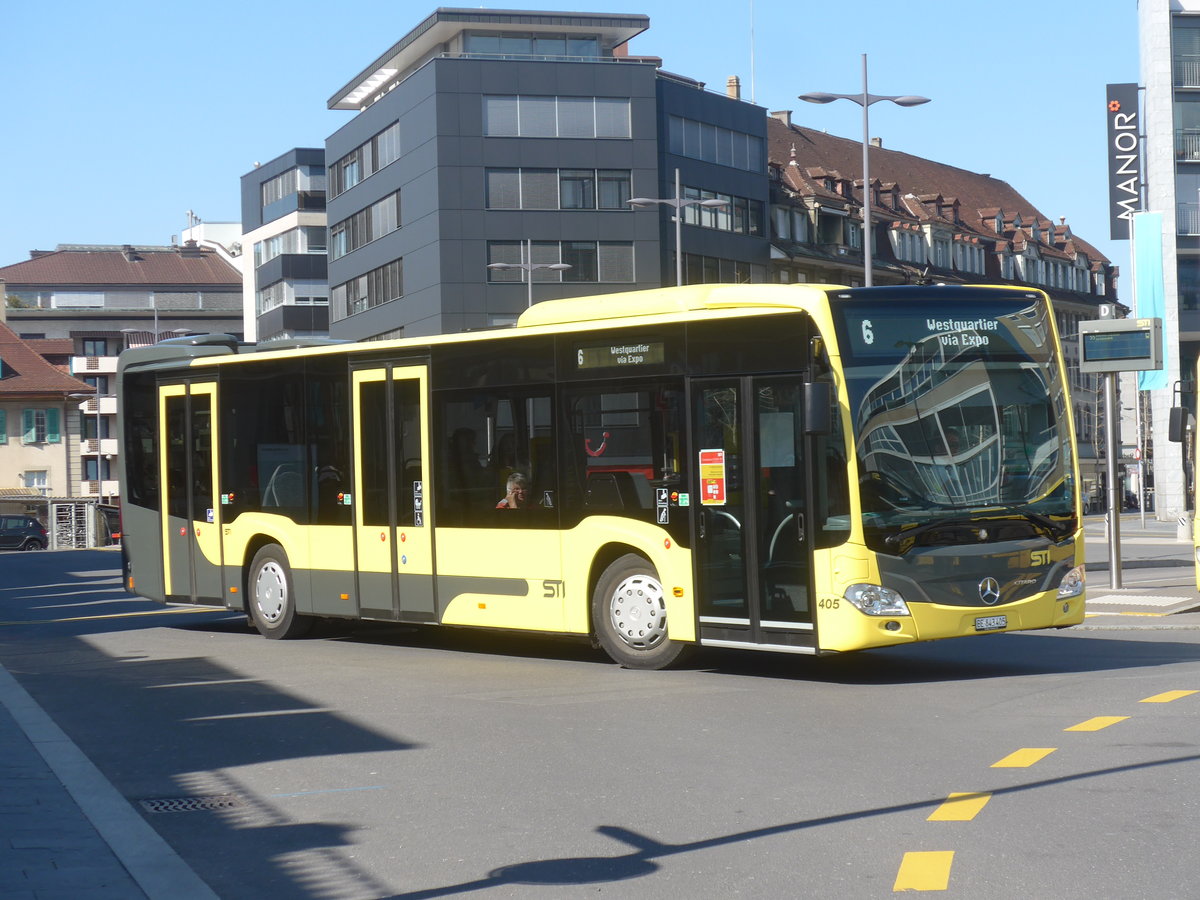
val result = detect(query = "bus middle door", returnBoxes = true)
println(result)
[352,365,435,622]
[159,381,223,604]
[692,376,815,652]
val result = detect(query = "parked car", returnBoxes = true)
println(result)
[0,515,48,551]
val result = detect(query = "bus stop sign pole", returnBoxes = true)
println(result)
[1104,371,1122,589]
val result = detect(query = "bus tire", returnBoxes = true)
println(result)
[247,544,311,640]
[592,554,686,669]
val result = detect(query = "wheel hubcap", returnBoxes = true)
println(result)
[254,561,287,624]
[609,574,667,649]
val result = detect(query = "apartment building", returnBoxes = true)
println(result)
[240,148,329,343]
[0,243,243,503]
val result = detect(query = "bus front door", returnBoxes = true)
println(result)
[352,365,435,622]
[693,376,815,652]
[159,382,223,604]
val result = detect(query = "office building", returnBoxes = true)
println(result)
[240,149,329,343]
[323,7,768,340]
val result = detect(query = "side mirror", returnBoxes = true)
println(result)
[804,382,833,435]
[1168,407,1189,443]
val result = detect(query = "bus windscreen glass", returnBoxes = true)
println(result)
[831,296,1076,548]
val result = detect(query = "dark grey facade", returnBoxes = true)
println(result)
[324,8,769,341]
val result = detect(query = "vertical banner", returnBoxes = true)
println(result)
[1132,211,1167,390]
[1106,83,1141,241]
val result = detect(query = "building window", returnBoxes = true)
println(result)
[82,338,107,357]
[681,254,757,285]
[486,241,634,283]
[22,408,60,444]
[464,31,601,60]
[483,95,631,139]
[332,260,403,318]
[669,116,764,172]
[329,122,402,198]
[23,470,48,493]
[262,169,298,207]
[254,226,329,267]
[329,192,402,260]
[681,186,762,235]
[485,168,632,211]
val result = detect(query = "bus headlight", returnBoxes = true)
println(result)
[844,584,910,616]
[1057,565,1085,599]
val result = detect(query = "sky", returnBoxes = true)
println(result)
[1,0,1141,286]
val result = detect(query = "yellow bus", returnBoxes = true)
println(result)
[117,283,1085,668]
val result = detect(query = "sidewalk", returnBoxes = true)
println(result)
[0,664,218,900]
[1081,513,1200,626]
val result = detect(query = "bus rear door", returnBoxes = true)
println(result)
[159,381,223,603]
[692,376,816,653]
[352,364,435,621]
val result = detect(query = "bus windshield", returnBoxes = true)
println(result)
[831,292,1076,549]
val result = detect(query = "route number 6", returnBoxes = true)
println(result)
[861,319,874,345]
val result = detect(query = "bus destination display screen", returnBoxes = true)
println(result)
[576,341,666,370]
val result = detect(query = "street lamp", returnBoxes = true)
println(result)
[800,54,930,287]
[487,239,572,308]
[628,168,729,286]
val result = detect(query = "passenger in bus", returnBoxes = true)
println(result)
[496,472,533,508]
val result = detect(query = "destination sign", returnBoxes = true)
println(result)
[576,341,665,370]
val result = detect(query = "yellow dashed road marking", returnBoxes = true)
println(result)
[1140,690,1198,704]
[927,792,991,822]
[1064,716,1128,732]
[894,851,954,891]
[991,747,1056,768]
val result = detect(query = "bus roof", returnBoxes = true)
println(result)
[517,283,847,328]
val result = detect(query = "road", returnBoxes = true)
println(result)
[0,545,1197,898]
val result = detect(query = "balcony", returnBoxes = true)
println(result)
[83,438,119,456]
[1178,202,1200,235]
[69,355,118,376]
[77,396,118,416]
[1175,55,1200,88]
[82,480,120,500]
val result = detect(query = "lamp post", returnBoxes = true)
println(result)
[800,54,930,287]
[628,168,729,287]
[487,239,572,307]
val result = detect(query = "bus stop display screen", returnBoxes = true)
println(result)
[1082,329,1151,362]
[1077,318,1162,373]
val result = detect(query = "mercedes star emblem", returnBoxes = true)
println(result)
[979,577,1001,605]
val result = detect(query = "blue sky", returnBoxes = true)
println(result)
[2,1,1139,287]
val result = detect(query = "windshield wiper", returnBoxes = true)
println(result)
[1011,507,1073,539]
[884,517,980,548]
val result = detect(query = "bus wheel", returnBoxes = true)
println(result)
[248,544,311,640]
[592,554,685,669]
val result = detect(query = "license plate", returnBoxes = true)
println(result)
[975,615,1007,632]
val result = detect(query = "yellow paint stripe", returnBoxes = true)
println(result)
[894,851,954,892]
[0,608,228,626]
[1084,611,1168,618]
[1064,716,1129,732]
[991,748,1056,768]
[927,792,991,822]
[1140,690,1198,704]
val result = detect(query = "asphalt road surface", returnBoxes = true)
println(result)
[1,549,1197,898]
